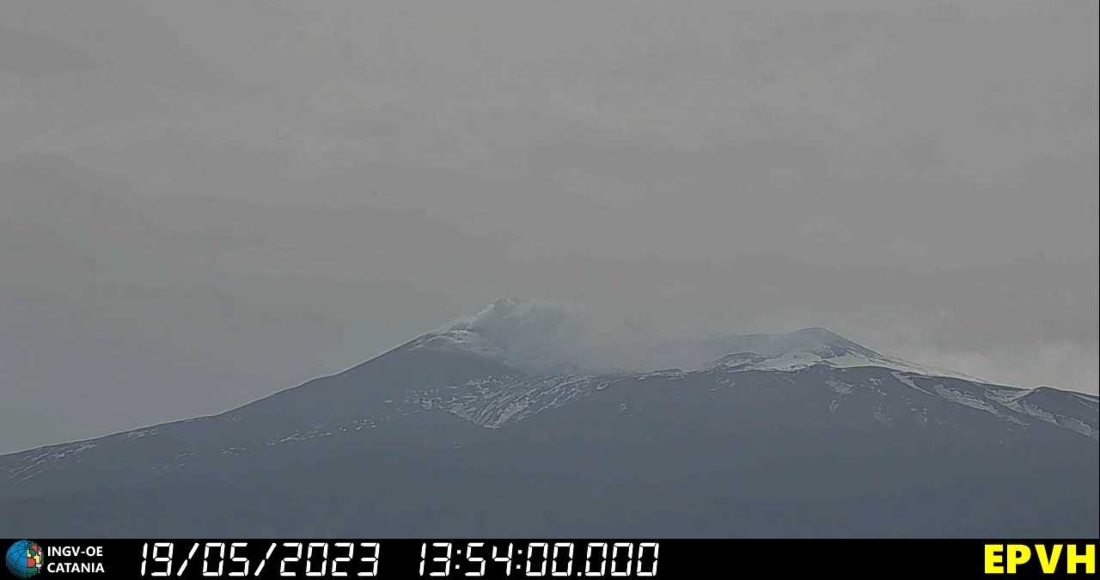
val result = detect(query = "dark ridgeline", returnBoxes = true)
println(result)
[0,304,1096,537]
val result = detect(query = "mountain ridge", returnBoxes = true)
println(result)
[0,299,1096,537]
[1,299,1094,455]
[408,299,996,383]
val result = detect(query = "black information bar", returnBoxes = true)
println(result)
[2,538,1096,579]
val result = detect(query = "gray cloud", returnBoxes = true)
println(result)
[1,0,1096,453]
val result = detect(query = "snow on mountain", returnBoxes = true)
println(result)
[0,299,1096,537]
[403,368,1098,441]
[381,299,1093,437]
[706,328,983,381]
[411,373,621,428]
[412,299,985,381]
[408,298,592,375]
[382,301,1096,445]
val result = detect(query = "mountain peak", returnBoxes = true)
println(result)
[701,326,879,361]
[790,326,851,341]
[703,328,983,381]
[408,298,589,374]
[784,326,873,353]
[405,300,985,382]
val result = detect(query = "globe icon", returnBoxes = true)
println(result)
[5,540,43,579]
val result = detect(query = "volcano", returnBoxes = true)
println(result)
[1,300,1096,537]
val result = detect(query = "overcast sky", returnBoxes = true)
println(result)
[1,0,1097,453]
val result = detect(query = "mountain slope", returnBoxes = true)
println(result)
[0,302,1096,537]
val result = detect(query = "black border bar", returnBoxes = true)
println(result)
[2,538,1096,579]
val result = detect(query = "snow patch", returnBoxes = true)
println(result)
[984,387,1028,405]
[891,372,936,397]
[717,348,984,382]
[50,443,96,459]
[1018,400,1059,424]
[415,373,620,429]
[825,379,854,395]
[1003,399,1100,440]
[1061,418,1100,440]
[932,384,999,415]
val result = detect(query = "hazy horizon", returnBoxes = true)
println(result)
[2,0,1097,454]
